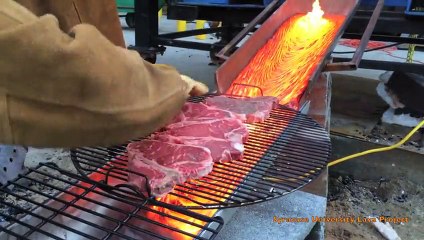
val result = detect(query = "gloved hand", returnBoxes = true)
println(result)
[154,64,209,96]
[180,74,209,97]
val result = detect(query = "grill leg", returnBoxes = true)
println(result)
[0,145,27,186]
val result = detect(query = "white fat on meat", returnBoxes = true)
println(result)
[205,95,279,123]
[127,140,214,197]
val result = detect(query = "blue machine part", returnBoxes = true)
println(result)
[181,0,230,4]
[180,0,284,6]
[360,0,407,7]
[181,0,407,7]
[405,0,424,16]
[262,0,285,5]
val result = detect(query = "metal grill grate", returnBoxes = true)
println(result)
[70,96,331,209]
[0,163,224,240]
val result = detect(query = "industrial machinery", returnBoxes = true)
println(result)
[0,0,423,239]
[131,0,423,73]
[129,0,282,63]
[116,0,166,28]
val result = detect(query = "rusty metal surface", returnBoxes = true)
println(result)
[300,73,332,198]
[215,0,359,95]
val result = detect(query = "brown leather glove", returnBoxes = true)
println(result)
[180,74,209,97]
[0,0,189,148]
[155,64,209,97]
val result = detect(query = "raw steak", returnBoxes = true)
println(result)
[127,140,213,197]
[205,96,279,123]
[165,118,249,143]
[153,134,244,163]
[172,102,245,123]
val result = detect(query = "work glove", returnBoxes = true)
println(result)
[180,74,209,97]
[154,64,209,97]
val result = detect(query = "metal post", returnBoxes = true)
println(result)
[407,34,418,63]
[134,0,159,58]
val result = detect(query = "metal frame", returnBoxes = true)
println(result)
[128,0,279,62]
[333,8,424,73]
[0,163,224,240]
[129,0,424,72]
[324,0,385,72]
[215,0,281,60]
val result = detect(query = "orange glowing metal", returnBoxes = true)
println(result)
[146,175,242,239]
[227,0,345,110]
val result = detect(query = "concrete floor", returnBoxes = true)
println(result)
[122,18,220,91]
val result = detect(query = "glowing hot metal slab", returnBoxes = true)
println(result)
[216,0,359,108]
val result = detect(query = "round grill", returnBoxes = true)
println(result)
[71,97,331,209]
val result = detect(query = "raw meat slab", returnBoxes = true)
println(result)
[127,140,213,197]
[165,118,249,143]
[153,134,244,163]
[172,102,245,123]
[205,96,279,123]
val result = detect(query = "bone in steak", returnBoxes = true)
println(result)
[153,134,244,163]
[172,102,245,123]
[127,140,214,197]
[205,96,279,123]
[165,118,249,143]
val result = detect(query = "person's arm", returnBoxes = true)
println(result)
[0,0,207,148]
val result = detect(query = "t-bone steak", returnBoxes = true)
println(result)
[127,140,213,197]
[205,96,279,123]
[153,134,244,163]
[172,102,245,123]
[165,118,249,143]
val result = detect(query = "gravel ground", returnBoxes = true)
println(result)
[326,175,424,240]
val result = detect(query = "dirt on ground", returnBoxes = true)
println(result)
[325,175,424,240]
[366,123,424,154]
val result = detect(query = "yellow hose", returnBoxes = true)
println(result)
[328,119,424,167]
[262,120,424,184]
[406,34,418,63]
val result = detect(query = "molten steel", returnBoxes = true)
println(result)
[227,0,344,109]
